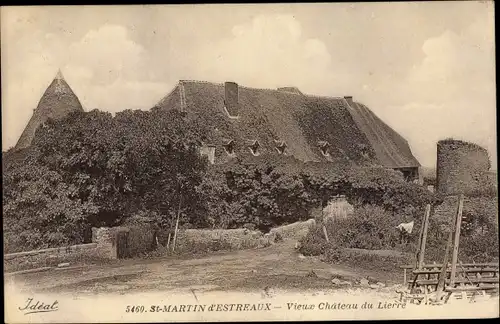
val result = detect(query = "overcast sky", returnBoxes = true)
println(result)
[1,3,496,168]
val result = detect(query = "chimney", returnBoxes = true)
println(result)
[344,96,354,106]
[277,87,303,95]
[224,82,239,118]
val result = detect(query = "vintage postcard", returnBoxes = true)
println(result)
[2,2,498,322]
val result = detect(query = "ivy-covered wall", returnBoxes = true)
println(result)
[436,139,493,196]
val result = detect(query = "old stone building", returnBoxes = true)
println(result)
[154,80,422,182]
[436,139,495,195]
[13,74,422,183]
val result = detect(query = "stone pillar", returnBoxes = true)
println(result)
[92,227,115,259]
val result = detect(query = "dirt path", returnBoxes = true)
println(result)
[9,240,403,295]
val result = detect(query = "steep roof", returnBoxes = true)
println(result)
[154,80,420,168]
[15,70,84,150]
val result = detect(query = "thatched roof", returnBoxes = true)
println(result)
[15,70,84,150]
[154,80,420,168]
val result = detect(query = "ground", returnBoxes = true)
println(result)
[9,240,405,295]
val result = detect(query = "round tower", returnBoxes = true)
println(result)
[436,139,491,196]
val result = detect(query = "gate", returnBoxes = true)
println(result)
[114,230,130,259]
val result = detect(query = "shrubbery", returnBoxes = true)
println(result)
[5,108,493,262]
[321,247,413,272]
[299,198,498,265]
[3,109,208,253]
[197,156,434,232]
[299,205,413,254]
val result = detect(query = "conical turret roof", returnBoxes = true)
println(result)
[15,70,84,149]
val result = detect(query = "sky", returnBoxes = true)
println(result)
[1,3,496,168]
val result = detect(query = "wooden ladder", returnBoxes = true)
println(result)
[404,195,499,304]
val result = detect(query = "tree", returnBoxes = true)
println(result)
[4,108,211,251]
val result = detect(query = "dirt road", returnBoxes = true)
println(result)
[8,240,403,295]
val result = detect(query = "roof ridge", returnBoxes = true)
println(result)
[178,79,345,100]
[179,80,223,85]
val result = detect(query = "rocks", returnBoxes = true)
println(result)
[377,282,386,288]
[57,262,70,268]
[359,278,370,287]
[261,286,276,298]
[47,254,58,263]
[298,254,306,259]
[369,284,379,289]
[107,284,130,291]
[331,278,353,287]
[341,281,353,287]
[306,270,318,278]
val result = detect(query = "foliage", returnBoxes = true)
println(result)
[3,158,97,252]
[198,157,319,232]
[300,198,498,264]
[299,205,408,255]
[329,205,406,249]
[7,107,493,262]
[198,156,434,232]
[298,225,327,256]
[321,246,413,273]
[4,109,209,253]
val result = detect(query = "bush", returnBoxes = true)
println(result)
[327,205,411,250]
[299,205,413,255]
[298,224,329,256]
[321,246,413,272]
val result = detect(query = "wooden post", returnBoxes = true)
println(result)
[436,224,453,300]
[416,204,431,269]
[321,199,330,243]
[166,232,171,251]
[450,195,464,286]
[436,195,463,301]
[409,204,432,293]
[323,225,330,243]
[172,190,183,252]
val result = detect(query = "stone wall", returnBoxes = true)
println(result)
[174,219,316,253]
[3,243,108,273]
[122,222,157,257]
[92,227,116,258]
[5,227,122,273]
[91,223,157,259]
[436,139,493,196]
[176,228,272,251]
[269,219,316,240]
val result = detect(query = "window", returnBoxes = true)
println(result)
[357,144,370,158]
[275,140,287,154]
[249,140,260,156]
[223,140,235,156]
[318,141,330,157]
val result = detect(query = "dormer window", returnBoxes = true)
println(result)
[357,144,370,158]
[223,140,236,156]
[318,141,330,157]
[248,140,260,156]
[275,140,287,154]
